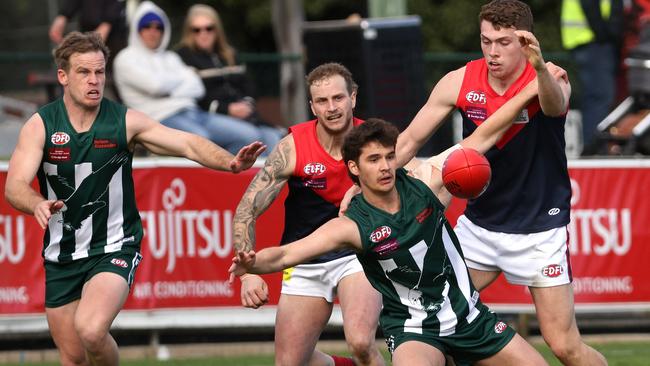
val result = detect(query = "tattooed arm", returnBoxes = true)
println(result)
[233,135,295,251]
[231,134,296,308]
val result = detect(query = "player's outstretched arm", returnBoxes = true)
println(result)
[395,68,464,167]
[233,135,295,253]
[231,136,294,308]
[125,109,265,172]
[4,114,64,228]
[516,30,571,117]
[414,79,539,204]
[229,217,360,280]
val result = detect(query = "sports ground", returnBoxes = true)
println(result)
[1,335,649,365]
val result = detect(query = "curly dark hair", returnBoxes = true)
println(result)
[53,31,109,72]
[479,0,533,31]
[343,118,399,185]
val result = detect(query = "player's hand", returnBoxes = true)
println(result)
[230,142,266,173]
[545,61,569,84]
[338,184,362,216]
[514,30,544,71]
[34,200,64,229]
[239,274,269,309]
[228,250,257,282]
[49,16,66,44]
[228,101,254,120]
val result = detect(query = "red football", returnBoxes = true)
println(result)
[441,148,491,199]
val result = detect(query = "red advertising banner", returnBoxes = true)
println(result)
[447,160,650,308]
[1,159,650,315]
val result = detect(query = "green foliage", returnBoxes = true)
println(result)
[409,0,563,52]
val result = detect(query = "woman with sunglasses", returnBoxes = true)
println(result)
[177,4,284,144]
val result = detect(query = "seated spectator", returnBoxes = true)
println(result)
[49,0,128,73]
[113,1,278,155]
[176,4,284,145]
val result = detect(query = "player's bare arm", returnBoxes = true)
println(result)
[233,135,295,253]
[395,67,465,167]
[516,30,571,117]
[4,114,64,228]
[461,77,539,152]
[411,79,540,205]
[231,136,294,308]
[229,216,360,278]
[126,109,265,172]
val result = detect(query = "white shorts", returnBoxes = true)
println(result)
[281,254,363,302]
[455,215,572,287]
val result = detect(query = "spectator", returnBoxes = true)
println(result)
[113,1,279,155]
[48,0,128,72]
[561,0,624,155]
[176,4,284,146]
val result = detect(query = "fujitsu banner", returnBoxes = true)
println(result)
[447,160,650,308]
[0,160,283,314]
[1,159,649,315]
[124,163,284,310]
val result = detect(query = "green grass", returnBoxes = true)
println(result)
[535,341,650,366]
[3,340,650,365]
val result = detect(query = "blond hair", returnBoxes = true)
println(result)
[179,4,235,65]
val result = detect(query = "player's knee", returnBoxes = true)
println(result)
[346,333,376,361]
[274,351,303,366]
[545,337,581,362]
[59,352,89,366]
[75,323,108,352]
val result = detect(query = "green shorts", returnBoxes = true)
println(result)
[384,309,515,365]
[44,250,143,308]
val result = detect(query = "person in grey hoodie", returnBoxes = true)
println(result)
[114,1,279,154]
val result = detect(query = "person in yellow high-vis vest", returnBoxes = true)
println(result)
[562,0,623,155]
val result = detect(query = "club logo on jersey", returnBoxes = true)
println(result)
[541,264,564,278]
[111,258,129,268]
[303,162,327,176]
[372,238,399,257]
[466,90,487,105]
[514,108,529,124]
[51,132,70,145]
[415,207,433,224]
[94,138,117,149]
[369,226,392,243]
[494,321,507,334]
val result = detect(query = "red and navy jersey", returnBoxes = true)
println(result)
[281,118,363,263]
[456,59,571,233]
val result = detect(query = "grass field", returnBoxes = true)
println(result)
[3,338,650,365]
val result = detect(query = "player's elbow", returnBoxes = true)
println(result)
[4,181,19,209]
[540,95,568,117]
[542,105,566,118]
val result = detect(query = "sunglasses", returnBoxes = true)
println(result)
[191,25,215,34]
[142,23,163,31]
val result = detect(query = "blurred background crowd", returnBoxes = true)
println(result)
[2,0,650,158]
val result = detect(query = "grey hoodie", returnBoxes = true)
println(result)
[113,1,205,120]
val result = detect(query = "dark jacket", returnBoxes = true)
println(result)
[176,46,255,116]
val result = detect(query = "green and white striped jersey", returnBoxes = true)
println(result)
[36,98,143,263]
[346,168,485,337]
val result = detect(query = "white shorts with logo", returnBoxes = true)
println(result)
[455,215,572,287]
[281,254,363,302]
